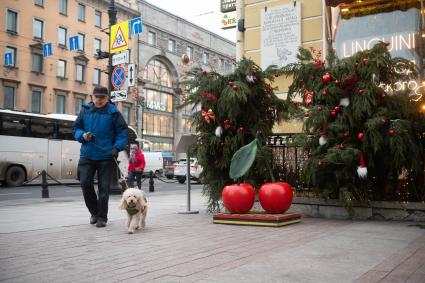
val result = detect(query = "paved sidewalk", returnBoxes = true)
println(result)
[0,188,424,283]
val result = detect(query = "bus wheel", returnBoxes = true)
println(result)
[5,166,26,187]
[177,176,186,184]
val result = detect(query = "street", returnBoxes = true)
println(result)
[0,178,202,201]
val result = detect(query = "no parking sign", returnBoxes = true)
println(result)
[111,65,126,90]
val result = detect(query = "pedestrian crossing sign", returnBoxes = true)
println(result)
[110,21,129,54]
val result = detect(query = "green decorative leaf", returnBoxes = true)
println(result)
[229,138,258,179]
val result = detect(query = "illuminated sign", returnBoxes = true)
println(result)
[146,101,166,111]
[341,32,417,58]
[220,0,236,13]
[221,11,236,30]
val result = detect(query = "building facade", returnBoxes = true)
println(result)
[0,0,139,121]
[129,0,236,153]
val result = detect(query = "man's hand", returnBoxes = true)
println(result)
[83,132,93,141]
[111,148,119,158]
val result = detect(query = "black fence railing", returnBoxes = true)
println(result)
[267,133,307,191]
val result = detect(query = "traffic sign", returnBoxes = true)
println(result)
[111,65,126,89]
[127,64,135,87]
[111,90,128,102]
[110,21,129,54]
[43,43,53,57]
[130,17,142,35]
[112,50,129,66]
[4,52,13,66]
[69,35,79,51]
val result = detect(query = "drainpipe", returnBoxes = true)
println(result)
[236,0,244,61]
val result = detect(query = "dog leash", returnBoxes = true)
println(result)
[88,140,127,177]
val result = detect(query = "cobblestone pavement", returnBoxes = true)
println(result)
[0,189,424,283]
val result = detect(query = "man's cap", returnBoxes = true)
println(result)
[93,86,109,97]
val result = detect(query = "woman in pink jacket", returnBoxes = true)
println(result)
[127,144,145,190]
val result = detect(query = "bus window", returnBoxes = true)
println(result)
[31,118,55,139]
[0,115,28,137]
[58,120,74,140]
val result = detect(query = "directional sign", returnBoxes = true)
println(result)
[43,43,53,57]
[130,17,142,35]
[111,90,128,102]
[112,50,129,66]
[110,21,129,54]
[4,52,13,66]
[127,64,135,87]
[69,35,79,51]
[111,65,126,89]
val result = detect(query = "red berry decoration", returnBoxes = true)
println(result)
[322,73,332,84]
[181,54,190,64]
[339,144,345,150]
[389,129,396,136]
[357,132,364,141]
[330,111,337,117]
[258,182,293,214]
[222,183,255,214]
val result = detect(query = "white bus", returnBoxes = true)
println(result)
[0,109,81,187]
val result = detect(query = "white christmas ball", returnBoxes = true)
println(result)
[319,135,327,145]
[215,126,223,137]
[339,97,350,107]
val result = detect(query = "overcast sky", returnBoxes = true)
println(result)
[144,0,236,42]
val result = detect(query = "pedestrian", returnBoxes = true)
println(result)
[73,86,128,228]
[127,144,145,190]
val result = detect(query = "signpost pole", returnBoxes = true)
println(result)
[108,0,121,194]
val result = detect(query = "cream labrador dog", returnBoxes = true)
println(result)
[119,188,147,234]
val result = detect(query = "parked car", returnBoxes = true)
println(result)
[173,158,203,183]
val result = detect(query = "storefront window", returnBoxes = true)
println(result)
[143,113,173,137]
[143,59,171,87]
[145,89,173,112]
[334,5,423,97]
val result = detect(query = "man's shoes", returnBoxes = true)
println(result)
[90,216,98,225]
[96,219,107,228]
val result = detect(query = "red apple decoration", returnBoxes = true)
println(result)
[222,183,255,214]
[258,182,293,214]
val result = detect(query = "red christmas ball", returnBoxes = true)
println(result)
[330,111,337,117]
[228,81,233,86]
[322,73,332,84]
[357,132,364,141]
[343,132,349,139]
[258,182,293,214]
[232,85,238,90]
[181,54,190,64]
[339,144,345,150]
[358,89,364,94]
[389,129,396,136]
[222,183,255,214]
[334,106,341,112]
[335,80,340,85]
[362,58,369,63]
[322,90,328,97]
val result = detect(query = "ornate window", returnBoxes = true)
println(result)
[143,60,171,87]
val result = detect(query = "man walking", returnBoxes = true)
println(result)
[73,86,128,227]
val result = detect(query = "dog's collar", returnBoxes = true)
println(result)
[126,207,139,215]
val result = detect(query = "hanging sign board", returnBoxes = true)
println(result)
[111,90,128,102]
[220,0,236,13]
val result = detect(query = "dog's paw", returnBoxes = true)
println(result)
[128,229,135,234]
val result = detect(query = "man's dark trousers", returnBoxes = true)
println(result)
[78,157,114,222]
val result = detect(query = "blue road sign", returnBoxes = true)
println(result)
[130,17,142,35]
[69,35,79,51]
[4,52,13,66]
[43,43,53,57]
[111,66,126,89]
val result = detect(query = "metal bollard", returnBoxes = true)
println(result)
[149,171,154,192]
[41,170,49,198]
